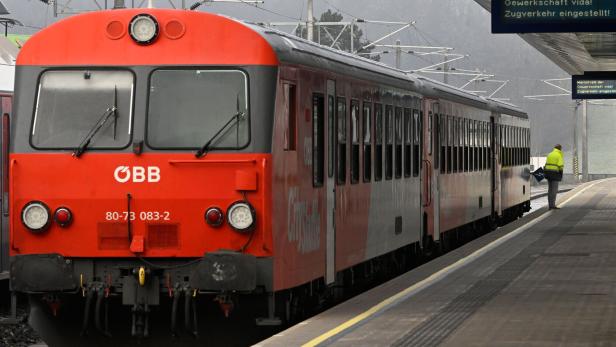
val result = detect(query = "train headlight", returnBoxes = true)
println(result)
[21,201,51,233]
[227,202,255,233]
[129,14,159,45]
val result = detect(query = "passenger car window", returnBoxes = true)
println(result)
[375,104,383,181]
[313,94,325,187]
[337,97,347,184]
[363,102,372,182]
[350,100,360,184]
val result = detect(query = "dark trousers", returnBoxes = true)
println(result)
[548,179,559,209]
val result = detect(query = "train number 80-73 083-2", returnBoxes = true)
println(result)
[105,211,171,222]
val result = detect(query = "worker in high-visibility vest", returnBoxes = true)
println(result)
[544,144,564,210]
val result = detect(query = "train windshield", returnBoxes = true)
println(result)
[147,69,249,149]
[31,70,134,149]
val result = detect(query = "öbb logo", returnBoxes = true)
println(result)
[114,166,161,183]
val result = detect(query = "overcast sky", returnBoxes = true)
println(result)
[1,0,578,154]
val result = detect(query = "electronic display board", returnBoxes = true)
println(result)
[492,0,616,33]
[572,74,616,99]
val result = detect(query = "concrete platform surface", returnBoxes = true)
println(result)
[257,179,613,347]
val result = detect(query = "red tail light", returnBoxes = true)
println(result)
[54,207,73,227]
[205,207,224,227]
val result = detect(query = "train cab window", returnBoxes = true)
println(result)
[412,110,420,177]
[33,70,134,149]
[404,108,412,177]
[312,94,325,187]
[283,83,297,151]
[395,107,403,179]
[385,105,394,180]
[336,98,347,185]
[148,69,250,150]
[350,100,360,184]
[375,104,383,181]
[363,102,372,182]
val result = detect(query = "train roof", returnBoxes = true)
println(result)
[245,22,527,119]
[16,8,526,119]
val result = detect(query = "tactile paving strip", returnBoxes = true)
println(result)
[391,193,607,347]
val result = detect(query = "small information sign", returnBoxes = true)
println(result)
[572,74,616,99]
[492,0,616,33]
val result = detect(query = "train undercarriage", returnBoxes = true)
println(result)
[12,202,530,345]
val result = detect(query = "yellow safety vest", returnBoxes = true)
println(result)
[545,148,564,173]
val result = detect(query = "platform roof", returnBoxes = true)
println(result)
[474,0,615,75]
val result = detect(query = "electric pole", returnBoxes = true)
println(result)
[307,0,314,42]
[395,39,401,69]
[572,101,579,180]
[582,99,588,182]
[443,56,449,84]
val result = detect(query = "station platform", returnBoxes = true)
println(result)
[257,179,616,346]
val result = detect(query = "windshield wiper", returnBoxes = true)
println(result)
[73,87,119,158]
[195,95,245,158]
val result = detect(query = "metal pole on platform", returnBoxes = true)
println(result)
[582,99,589,182]
[572,101,579,181]
[307,0,314,42]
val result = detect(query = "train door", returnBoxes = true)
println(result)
[325,80,336,285]
[491,114,502,218]
[421,98,440,248]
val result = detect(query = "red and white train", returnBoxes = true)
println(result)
[8,8,530,342]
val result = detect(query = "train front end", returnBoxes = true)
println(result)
[9,9,277,339]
